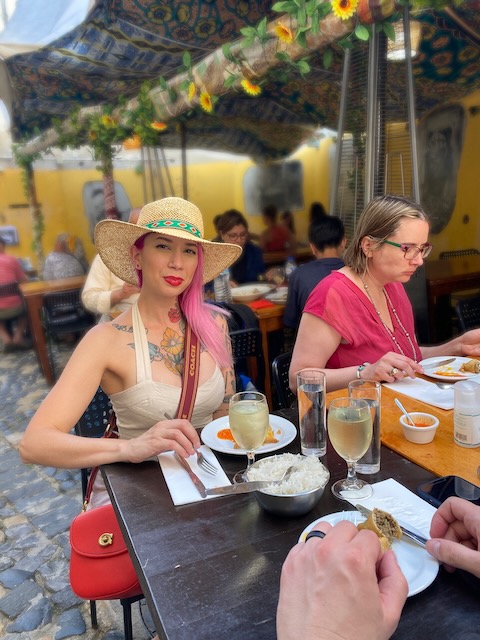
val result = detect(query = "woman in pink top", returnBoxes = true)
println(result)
[0,237,29,351]
[290,195,480,391]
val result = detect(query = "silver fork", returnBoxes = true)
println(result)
[195,450,218,476]
[164,412,217,475]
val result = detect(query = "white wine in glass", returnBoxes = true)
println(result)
[328,397,373,499]
[229,391,269,482]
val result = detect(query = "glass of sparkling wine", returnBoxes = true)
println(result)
[327,397,373,500]
[229,391,269,483]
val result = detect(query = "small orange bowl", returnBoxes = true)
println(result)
[400,412,439,444]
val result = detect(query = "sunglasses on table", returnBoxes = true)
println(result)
[383,240,433,259]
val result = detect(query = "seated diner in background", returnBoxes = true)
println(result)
[277,496,480,640]
[259,204,296,253]
[81,208,142,322]
[284,215,345,332]
[20,197,242,514]
[43,233,88,280]
[216,208,265,285]
[0,236,29,352]
[289,195,480,392]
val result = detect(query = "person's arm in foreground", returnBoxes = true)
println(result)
[426,497,480,578]
[277,521,408,640]
[19,325,199,469]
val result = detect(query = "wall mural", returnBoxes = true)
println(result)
[418,103,466,235]
[82,181,131,240]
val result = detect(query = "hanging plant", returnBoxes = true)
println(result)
[124,81,169,147]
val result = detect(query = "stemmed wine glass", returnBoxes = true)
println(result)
[229,391,269,483]
[327,397,373,500]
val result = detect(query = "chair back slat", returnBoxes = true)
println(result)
[0,281,21,297]
[439,249,480,259]
[271,351,295,409]
[456,295,480,332]
[229,327,265,393]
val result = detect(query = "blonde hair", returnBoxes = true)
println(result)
[344,195,429,274]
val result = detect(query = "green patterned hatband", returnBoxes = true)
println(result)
[144,219,202,238]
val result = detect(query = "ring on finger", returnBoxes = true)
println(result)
[389,367,399,377]
[305,530,326,542]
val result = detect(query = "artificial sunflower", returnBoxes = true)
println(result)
[101,115,116,127]
[241,79,262,96]
[199,91,213,113]
[331,0,359,20]
[274,22,295,44]
[188,81,197,101]
[150,121,167,131]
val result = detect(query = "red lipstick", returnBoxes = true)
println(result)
[164,276,184,287]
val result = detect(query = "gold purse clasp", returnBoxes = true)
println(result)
[98,532,114,546]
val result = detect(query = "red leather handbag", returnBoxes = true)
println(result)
[69,325,200,600]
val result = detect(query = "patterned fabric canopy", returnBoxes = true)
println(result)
[2,0,479,160]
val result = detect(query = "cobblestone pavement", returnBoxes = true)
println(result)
[0,346,154,639]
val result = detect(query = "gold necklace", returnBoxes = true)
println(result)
[360,276,417,362]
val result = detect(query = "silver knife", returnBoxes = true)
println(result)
[174,452,207,499]
[422,357,456,369]
[354,504,428,548]
[206,481,276,496]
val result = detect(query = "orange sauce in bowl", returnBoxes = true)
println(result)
[412,420,434,428]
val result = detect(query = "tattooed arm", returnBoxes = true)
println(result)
[213,314,236,419]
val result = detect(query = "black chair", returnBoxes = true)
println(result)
[439,249,480,336]
[230,327,265,393]
[271,351,295,409]
[439,249,480,259]
[0,281,27,340]
[74,388,143,640]
[42,289,95,380]
[456,295,480,333]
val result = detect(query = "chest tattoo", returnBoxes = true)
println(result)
[114,319,204,376]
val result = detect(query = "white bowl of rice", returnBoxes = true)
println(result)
[246,453,330,517]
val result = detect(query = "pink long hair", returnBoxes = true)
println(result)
[134,235,231,369]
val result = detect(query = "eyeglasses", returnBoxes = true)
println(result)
[226,232,248,241]
[383,240,433,260]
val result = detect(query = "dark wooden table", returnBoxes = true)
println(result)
[425,255,480,341]
[102,412,480,640]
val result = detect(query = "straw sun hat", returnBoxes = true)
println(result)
[95,197,242,285]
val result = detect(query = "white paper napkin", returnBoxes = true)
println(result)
[343,478,437,538]
[383,377,454,410]
[158,445,231,506]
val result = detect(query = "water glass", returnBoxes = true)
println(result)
[348,380,381,474]
[296,369,326,457]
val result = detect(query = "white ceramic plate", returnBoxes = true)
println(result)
[201,414,297,456]
[299,511,439,597]
[231,283,273,303]
[265,287,288,303]
[420,356,478,382]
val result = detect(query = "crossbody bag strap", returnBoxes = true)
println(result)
[83,325,200,509]
[176,323,200,421]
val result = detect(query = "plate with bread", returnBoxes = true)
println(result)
[420,356,480,382]
[201,414,296,455]
[299,510,439,597]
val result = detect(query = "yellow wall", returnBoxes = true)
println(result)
[0,89,478,270]
[0,138,333,270]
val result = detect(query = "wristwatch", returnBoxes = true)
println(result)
[356,363,370,379]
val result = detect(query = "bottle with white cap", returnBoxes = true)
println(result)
[453,380,480,448]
